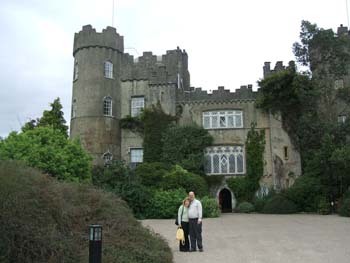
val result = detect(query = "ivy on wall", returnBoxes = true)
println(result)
[227,123,265,202]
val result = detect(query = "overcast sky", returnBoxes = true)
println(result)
[0,0,349,137]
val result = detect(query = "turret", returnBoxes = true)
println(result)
[70,25,124,165]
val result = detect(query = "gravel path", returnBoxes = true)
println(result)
[142,214,350,263]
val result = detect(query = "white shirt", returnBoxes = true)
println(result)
[188,199,202,220]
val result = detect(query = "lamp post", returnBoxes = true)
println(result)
[89,224,102,263]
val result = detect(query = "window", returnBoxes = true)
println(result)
[334,79,344,90]
[204,146,245,175]
[130,148,143,163]
[73,59,78,80]
[102,151,113,165]
[72,99,77,118]
[104,61,113,79]
[103,96,112,116]
[283,146,289,160]
[203,110,243,129]
[338,115,347,124]
[131,97,145,117]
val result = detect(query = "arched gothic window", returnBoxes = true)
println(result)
[204,146,245,175]
[73,59,78,80]
[102,151,113,165]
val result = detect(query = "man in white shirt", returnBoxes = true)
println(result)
[188,191,203,252]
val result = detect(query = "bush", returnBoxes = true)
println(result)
[284,176,323,212]
[201,196,221,218]
[262,194,298,214]
[339,191,350,217]
[135,162,169,188]
[92,161,152,219]
[317,196,331,215]
[145,188,187,219]
[227,177,256,202]
[237,202,255,213]
[162,165,208,197]
[0,160,172,263]
[253,189,276,213]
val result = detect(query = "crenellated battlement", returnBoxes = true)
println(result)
[121,47,190,88]
[73,25,124,55]
[263,61,295,78]
[177,84,257,103]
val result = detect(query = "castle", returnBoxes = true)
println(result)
[70,25,302,210]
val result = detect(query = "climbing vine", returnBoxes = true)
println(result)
[227,123,265,202]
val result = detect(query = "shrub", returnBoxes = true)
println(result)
[227,177,256,202]
[145,188,187,219]
[162,165,208,197]
[201,196,221,218]
[262,194,298,214]
[0,160,172,263]
[135,162,169,188]
[92,161,152,218]
[284,176,323,212]
[317,196,331,215]
[339,191,350,217]
[237,202,255,213]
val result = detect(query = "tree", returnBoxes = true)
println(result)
[21,98,68,137]
[161,124,213,174]
[0,127,91,182]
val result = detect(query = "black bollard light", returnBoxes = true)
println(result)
[89,224,102,263]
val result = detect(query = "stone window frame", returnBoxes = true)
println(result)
[102,151,113,165]
[103,96,113,116]
[104,61,113,79]
[130,148,143,163]
[204,145,245,175]
[202,110,243,129]
[131,96,145,117]
[72,98,77,118]
[73,59,79,81]
[338,115,347,124]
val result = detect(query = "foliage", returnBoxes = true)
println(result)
[262,194,298,214]
[205,174,225,188]
[92,161,152,219]
[0,160,172,263]
[0,127,91,182]
[141,103,177,163]
[161,124,213,174]
[145,188,187,219]
[120,115,144,133]
[161,165,209,197]
[226,123,265,202]
[339,196,350,217]
[284,176,323,212]
[22,98,68,137]
[134,162,170,189]
[237,202,255,213]
[200,196,221,218]
[317,196,331,215]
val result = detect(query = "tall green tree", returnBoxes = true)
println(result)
[0,127,91,182]
[22,98,68,137]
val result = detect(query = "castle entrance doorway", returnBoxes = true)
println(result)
[219,188,232,213]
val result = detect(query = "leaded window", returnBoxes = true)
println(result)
[131,97,145,117]
[203,110,243,129]
[103,96,112,116]
[130,148,143,163]
[102,151,113,165]
[104,61,113,79]
[204,146,245,175]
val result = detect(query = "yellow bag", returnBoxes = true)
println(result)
[176,227,185,245]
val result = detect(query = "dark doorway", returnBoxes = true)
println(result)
[219,188,232,213]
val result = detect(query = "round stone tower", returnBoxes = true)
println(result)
[70,25,124,165]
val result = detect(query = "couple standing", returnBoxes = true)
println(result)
[177,191,203,252]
